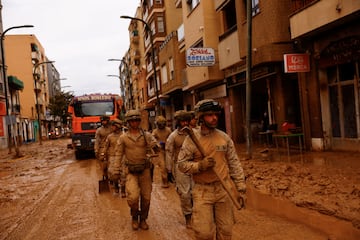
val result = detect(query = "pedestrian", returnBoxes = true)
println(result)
[95,115,112,179]
[111,109,159,231]
[178,99,246,240]
[152,115,172,188]
[165,110,194,229]
[102,118,126,197]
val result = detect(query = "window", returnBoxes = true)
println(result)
[252,0,260,15]
[157,16,165,33]
[244,0,260,16]
[161,64,168,84]
[169,57,174,80]
[222,0,237,32]
[187,0,200,12]
[31,43,38,52]
[155,0,162,4]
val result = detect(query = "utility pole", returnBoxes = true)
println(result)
[246,0,253,159]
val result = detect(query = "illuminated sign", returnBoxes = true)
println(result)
[284,53,310,73]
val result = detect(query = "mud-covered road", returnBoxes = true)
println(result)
[0,138,357,239]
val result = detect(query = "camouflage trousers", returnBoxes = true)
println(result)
[192,181,234,240]
[125,167,152,220]
[175,162,193,216]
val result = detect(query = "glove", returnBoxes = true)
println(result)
[167,172,175,183]
[198,157,215,172]
[237,189,246,209]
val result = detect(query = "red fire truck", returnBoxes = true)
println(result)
[68,93,123,159]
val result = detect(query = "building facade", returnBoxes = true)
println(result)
[4,34,55,143]
[290,0,360,151]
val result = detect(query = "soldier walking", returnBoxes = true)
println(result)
[178,99,246,240]
[152,115,172,188]
[110,110,159,230]
[165,110,194,228]
[102,119,126,197]
[95,115,112,179]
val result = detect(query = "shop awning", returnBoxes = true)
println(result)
[8,76,24,90]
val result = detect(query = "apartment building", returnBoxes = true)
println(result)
[290,0,360,151]
[124,1,360,152]
[124,0,183,129]
[4,34,55,143]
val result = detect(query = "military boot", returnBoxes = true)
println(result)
[139,218,149,230]
[185,214,192,229]
[131,215,139,230]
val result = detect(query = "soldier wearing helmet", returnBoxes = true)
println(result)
[178,99,246,239]
[152,115,172,188]
[188,110,199,129]
[165,110,194,228]
[101,118,126,197]
[95,115,112,179]
[110,109,158,231]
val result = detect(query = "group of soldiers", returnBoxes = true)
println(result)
[94,99,246,240]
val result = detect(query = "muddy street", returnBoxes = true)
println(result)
[0,138,356,239]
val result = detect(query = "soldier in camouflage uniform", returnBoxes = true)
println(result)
[95,115,112,179]
[178,99,246,240]
[102,118,126,197]
[152,115,172,188]
[110,110,159,231]
[165,110,194,228]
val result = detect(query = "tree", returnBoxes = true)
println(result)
[48,91,74,125]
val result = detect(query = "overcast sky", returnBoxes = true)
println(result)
[2,0,140,96]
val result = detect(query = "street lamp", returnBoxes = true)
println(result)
[33,60,55,145]
[1,24,34,155]
[120,15,161,116]
[51,78,67,95]
[108,58,127,97]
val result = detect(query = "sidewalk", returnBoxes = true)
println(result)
[236,142,360,169]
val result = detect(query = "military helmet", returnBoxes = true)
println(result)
[100,115,110,121]
[194,99,222,118]
[174,110,192,121]
[125,109,141,122]
[111,118,123,128]
[155,115,166,124]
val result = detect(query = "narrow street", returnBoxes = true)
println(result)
[0,138,351,239]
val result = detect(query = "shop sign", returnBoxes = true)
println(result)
[186,48,215,67]
[284,53,310,73]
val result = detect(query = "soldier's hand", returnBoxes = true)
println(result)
[198,157,215,171]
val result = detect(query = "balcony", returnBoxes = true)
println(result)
[218,27,241,70]
[31,51,40,63]
[290,0,360,39]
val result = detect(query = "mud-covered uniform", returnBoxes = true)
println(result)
[102,130,125,194]
[111,130,158,223]
[152,126,172,187]
[166,128,193,218]
[95,125,112,177]
[178,128,246,240]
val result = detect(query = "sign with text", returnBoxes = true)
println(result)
[284,53,310,73]
[186,48,215,67]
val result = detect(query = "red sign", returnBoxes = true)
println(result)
[0,117,4,137]
[284,53,310,73]
[0,101,6,115]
